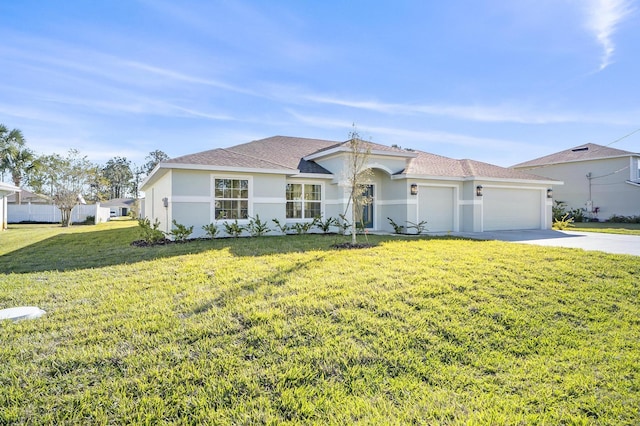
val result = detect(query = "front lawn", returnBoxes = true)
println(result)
[1,222,639,424]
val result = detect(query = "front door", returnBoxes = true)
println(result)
[361,185,374,229]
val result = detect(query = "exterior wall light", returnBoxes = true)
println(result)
[476,185,483,197]
[410,183,418,195]
[547,188,553,198]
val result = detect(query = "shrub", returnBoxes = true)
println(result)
[290,220,316,235]
[315,216,338,234]
[247,215,270,237]
[553,213,575,230]
[138,218,165,244]
[406,220,428,235]
[272,218,290,234]
[336,214,351,235]
[552,200,568,221]
[608,214,640,223]
[223,219,245,238]
[387,217,405,234]
[202,222,219,239]
[169,220,193,242]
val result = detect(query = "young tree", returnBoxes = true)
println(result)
[37,150,94,227]
[343,126,373,245]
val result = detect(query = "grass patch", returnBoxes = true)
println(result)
[571,222,640,236]
[1,222,639,424]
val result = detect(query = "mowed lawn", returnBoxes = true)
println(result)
[1,221,639,424]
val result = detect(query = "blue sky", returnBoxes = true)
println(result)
[0,0,638,169]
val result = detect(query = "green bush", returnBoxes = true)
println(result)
[137,217,165,243]
[406,220,428,235]
[315,216,338,233]
[608,214,640,223]
[202,222,219,239]
[169,220,193,242]
[247,215,270,237]
[387,217,405,234]
[223,219,245,238]
[272,218,290,234]
[290,220,316,235]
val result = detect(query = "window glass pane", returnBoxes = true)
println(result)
[286,184,302,200]
[286,201,302,219]
[304,184,321,201]
[304,201,321,218]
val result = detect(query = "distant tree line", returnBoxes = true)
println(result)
[0,123,169,226]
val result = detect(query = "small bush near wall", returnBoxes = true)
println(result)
[608,214,640,223]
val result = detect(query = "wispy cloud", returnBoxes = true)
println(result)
[303,94,634,125]
[584,0,633,70]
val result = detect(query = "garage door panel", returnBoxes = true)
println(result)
[483,188,541,231]
[419,186,454,232]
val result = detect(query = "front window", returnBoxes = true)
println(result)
[286,183,321,219]
[215,178,248,219]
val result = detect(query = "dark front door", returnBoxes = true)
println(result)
[361,185,374,229]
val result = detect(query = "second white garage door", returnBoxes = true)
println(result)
[418,186,455,232]
[483,188,542,231]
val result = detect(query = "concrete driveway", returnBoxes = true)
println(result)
[453,229,640,256]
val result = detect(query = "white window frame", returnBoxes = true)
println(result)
[212,175,252,222]
[285,181,324,221]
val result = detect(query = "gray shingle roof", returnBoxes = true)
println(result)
[512,143,637,168]
[164,135,554,181]
[167,136,335,173]
[403,152,551,180]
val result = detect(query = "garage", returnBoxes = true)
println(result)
[418,186,455,232]
[483,187,542,231]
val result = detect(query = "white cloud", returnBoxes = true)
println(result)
[302,94,637,125]
[584,0,633,70]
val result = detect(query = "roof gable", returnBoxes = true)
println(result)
[512,143,637,168]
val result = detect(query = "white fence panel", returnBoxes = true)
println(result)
[8,204,107,224]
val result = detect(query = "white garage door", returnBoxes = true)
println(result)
[483,188,541,231]
[418,186,455,232]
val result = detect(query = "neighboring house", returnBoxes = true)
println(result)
[101,198,136,218]
[0,182,20,230]
[140,136,560,238]
[6,188,53,205]
[513,143,640,220]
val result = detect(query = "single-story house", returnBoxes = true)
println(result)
[512,143,640,220]
[101,198,136,218]
[0,182,20,230]
[7,188,53,205]
[140,136,561,238]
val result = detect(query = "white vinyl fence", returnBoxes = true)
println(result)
[8,203,111,224]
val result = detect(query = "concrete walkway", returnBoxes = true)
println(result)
[452,229,640,256]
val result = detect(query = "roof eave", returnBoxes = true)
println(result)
[513,153,638,169]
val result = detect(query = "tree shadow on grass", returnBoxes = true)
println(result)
[0,225,476,274]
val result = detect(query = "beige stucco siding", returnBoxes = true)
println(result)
[146,170,173,234]
[172,170,210,196]
[518,157,640,218]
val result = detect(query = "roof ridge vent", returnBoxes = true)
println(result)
[571,146,589,152]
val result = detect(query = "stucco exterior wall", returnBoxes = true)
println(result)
[517,157,640,219]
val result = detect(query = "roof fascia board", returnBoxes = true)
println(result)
[304,146,416,161]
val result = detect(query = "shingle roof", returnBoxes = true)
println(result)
[167,136,335,173]
[403,152,551,180]
[163,135,554,181]
[512,143,637,168]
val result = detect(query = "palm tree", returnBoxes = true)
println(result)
[0,124,26,180]
[0,124,37,204]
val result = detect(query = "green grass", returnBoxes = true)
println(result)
[1,222,639,424]
[570,222,640,236]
